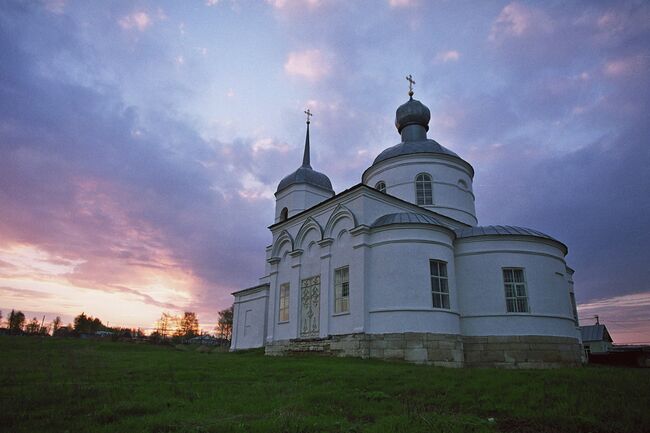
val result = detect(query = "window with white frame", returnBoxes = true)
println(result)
[279,283,290,322]
[503,268,529,312]
[415,173,433,205]
[375,181,386,193]
[334,266,350,314]
[430,260,450,309]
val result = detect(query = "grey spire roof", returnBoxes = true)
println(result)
[371,212,448,228]
[276,121,334,195]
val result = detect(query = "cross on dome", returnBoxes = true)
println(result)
[304,108,313,124]
[406,74,415,98]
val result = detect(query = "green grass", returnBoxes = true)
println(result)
[1,337,649,433]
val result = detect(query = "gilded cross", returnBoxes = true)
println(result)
[406,74,415,97]
[304,108,313,124]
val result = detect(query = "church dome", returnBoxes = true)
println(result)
[395,97,431,133]
[276,166,333,194]
[372,139,460,165]
[369,92,466,167]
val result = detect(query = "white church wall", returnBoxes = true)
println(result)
[327,221,362,336]
[231,286,268,350]
[271,250,294,342]
[365,226,461,335]
[455,237,580,339]
[363,155,477,226]
[274,184,334,223]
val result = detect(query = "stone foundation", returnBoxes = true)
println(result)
[463,335,583,368]
[265,333,582,368]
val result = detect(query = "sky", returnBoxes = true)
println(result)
[0,0,648,341]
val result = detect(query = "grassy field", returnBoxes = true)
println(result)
[1,337,649,433]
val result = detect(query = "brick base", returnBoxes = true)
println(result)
[265,333,582,368]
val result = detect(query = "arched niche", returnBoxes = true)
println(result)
[324,204,357,239]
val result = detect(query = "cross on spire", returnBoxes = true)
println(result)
[406,74,415,98]
[304,108,313,124]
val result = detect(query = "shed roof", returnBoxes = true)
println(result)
[580,324,613,343]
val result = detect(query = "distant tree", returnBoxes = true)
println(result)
[54,324,73,337]
[25,317,40,334]
[0,310,3,327]
[8,310,25,333]
[73,313,104,334]
[215,305,234,342]
[155,312,178,339]
[51,316,62,334]
[175,312,199,338]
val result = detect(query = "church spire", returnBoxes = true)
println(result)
[302,109,313,168]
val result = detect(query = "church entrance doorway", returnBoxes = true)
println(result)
[300,275,320,338]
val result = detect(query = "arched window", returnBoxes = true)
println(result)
[415,173,433,205]
[458,179,468,190]
[375,181,386,193]
[280,207,288,222]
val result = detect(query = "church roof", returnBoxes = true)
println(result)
[455,225,566,253]
[373,139,461,165]
[371,212,449,228]
[368,88,473,174]
[276,166,333,194]
[276,118,334,195]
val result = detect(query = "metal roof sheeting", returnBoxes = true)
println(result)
[581,324,613,343]
[371,212,447,228]
[454,225,558,242]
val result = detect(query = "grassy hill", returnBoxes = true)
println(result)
[1,337,648,433]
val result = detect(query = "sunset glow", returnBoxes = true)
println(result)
[1,1,648,342]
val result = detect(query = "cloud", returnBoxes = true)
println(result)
[603,55,647,77]
[267,0,323,10]
[118,11,152,31]
[284,49,332,80]
[388,0,415,8]
[435,50,460,63]
[578,292,650,344]
[43,0,66,14]
[489,2,552,42]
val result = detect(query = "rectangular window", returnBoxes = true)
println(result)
[430,260,450,309]
[569,292,578,324]
[503,268,529,313]
[334,266,350,314]
[279,283,290,322]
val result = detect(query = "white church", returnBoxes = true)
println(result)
[231,81,583,368]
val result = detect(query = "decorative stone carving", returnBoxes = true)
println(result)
[300,275,320,338]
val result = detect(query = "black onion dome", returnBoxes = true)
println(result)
[395,97,431,133]
[276,166,333,194]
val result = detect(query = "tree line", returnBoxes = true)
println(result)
[0,306,233,343]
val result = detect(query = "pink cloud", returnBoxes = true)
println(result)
[284,49,332,81]
[603,55,647,77]
[389,0,415,8]
[435,50,460,63]
[578,292,650,344]
[118,12,152,32]
[266,0,322,10]
[489,2,552,42]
